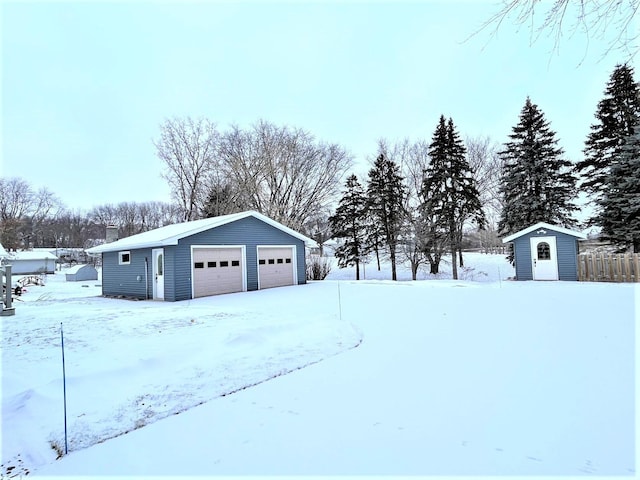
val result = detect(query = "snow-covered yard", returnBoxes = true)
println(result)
[1,253,636,477]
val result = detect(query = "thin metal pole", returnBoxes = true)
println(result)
[60,323,68,455]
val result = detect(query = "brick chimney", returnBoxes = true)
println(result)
[106,226,119,243]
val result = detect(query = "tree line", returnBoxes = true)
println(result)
[1,63,638,275]
[0,179,182,250]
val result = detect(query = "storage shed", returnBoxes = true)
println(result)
[502,222,587,281]
[5,251,57,275]
[65,264,99,282]
[86,211,313,301]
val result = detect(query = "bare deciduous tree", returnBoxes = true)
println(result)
[0,177,61,249]
[154,117,220,221]
[219,120,353,231]
[476,0,639,60]
[89,201,181,241]
[465,135,504,253]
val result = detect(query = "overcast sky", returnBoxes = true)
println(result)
[2,1,637,212]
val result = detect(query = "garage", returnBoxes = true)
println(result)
[192,246,245,297]
[258,246,295,289]
[88,211,312,301]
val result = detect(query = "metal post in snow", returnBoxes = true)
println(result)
[60,323,68,455]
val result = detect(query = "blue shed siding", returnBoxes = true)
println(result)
[166,216,306,301]
[513,239,533,280]
[101,248,153,299]
[513,229,580,281]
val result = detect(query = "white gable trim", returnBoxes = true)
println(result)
[86,211,314,254]
[502,222,587,243]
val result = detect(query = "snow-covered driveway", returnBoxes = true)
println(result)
[35,280,636,476]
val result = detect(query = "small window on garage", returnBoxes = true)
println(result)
[259,259,266,265]
[285,258,291,264]
[220,261,229,267]
[277,258,283,264]
[231,260,240,267]
[194,262,204,269]
[208,261,216,268]
[119,251,131,265]
[268,259,275,265]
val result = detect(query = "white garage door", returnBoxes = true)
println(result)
[258,246,295,289]
[192,247,244,297]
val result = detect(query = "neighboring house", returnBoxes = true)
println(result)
[86,210,314,301]
[65,264,99,282]
[502,222,587,281]
[5,251,58,275]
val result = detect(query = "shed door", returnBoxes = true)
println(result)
[192,247,244,297]
[258,246,295,289]
[530,236,559,280]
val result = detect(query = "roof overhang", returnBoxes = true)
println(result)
[502,222,588,243]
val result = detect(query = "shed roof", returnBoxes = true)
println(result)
[65,264,96,274]
[502,222,587,243]
[86,211,314,254]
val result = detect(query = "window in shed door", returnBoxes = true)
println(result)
[537,242,551,260]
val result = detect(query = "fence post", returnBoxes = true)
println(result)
[60,323,68,455]
[577,255,583,281]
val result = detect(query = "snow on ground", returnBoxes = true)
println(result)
[1,254,637,478]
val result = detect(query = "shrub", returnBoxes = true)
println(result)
[306,255,331,280]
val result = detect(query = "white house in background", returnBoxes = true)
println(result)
[5,251,58,275]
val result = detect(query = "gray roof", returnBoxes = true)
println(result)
[502,222,587,243]
[86,211,314,254]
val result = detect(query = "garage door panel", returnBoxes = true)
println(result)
[258,247,295,289]
[193,248,243,297]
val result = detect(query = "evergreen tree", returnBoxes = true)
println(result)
[498,97,579,261]
[202,182,238,218]
[421,116,485,280]
[329,174,369,280]
[367,153,407,281]
[597,126,640,252]
[577,64,640,207]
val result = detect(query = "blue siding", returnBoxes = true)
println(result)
[101,248,153,299]
[513,229,580,281]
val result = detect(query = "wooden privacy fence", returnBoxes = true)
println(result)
[577,252,640,282]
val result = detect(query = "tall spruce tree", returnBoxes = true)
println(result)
[421,116,484,280]
[367,153,407,281]
[329,174,369,279]
[597,125,640,252]
[577,64,640,207]
[498,97,578,261]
